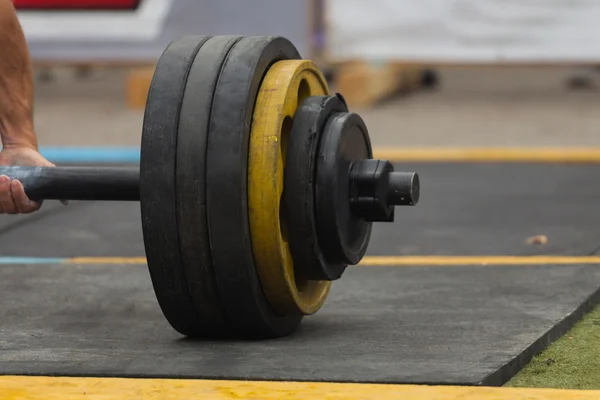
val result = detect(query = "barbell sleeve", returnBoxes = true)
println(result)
[0,166,140,201]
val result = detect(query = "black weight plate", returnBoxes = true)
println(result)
[284,95,348,281]
[175,36,244,336]
[316,112,374,266]
[205,36,303,338]
[140,35,211,336]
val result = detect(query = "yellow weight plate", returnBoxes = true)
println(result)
[248,60,331,316]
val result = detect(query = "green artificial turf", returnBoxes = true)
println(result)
[505,302,600,390]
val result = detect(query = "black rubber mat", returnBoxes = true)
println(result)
[0,263,598,385]
[0,163,599,257]
[369,162,600,256]
[0,162,599,385]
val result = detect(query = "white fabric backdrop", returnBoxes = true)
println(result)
[326,0,600,63]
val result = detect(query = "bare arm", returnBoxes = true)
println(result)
[0,0,36,150]
[0,1,56,214]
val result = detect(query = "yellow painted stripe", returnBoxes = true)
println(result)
[359,256,600,266]
[372,147,600,163]
[1,376,600,400]
[62,256,600,266]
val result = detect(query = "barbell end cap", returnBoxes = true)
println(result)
[348,160,420,222]
[387,172,420,206]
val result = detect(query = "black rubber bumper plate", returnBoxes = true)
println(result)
[204,36,303,337]
[139,35,212,336]
[0,163,599,385]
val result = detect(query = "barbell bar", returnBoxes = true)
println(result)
[0,166,139,201]
[0,164,417,214]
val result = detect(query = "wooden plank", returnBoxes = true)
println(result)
[126,66,154,109]
[332,61,422,108]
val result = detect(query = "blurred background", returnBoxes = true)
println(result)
[15,0,600,150]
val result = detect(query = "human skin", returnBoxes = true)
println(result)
[0,0,56,214]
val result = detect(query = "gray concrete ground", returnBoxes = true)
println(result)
[32,66,600,148]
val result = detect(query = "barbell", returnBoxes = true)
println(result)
[0,35,420,339]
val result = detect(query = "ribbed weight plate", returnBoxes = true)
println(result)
[140,36,211,336]
[205,36,303,338]
[175,35,245,336]
[248,60,331,316]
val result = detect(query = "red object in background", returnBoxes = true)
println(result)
[13,0,140,9]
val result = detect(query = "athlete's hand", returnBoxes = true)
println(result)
[0,146,54,214]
